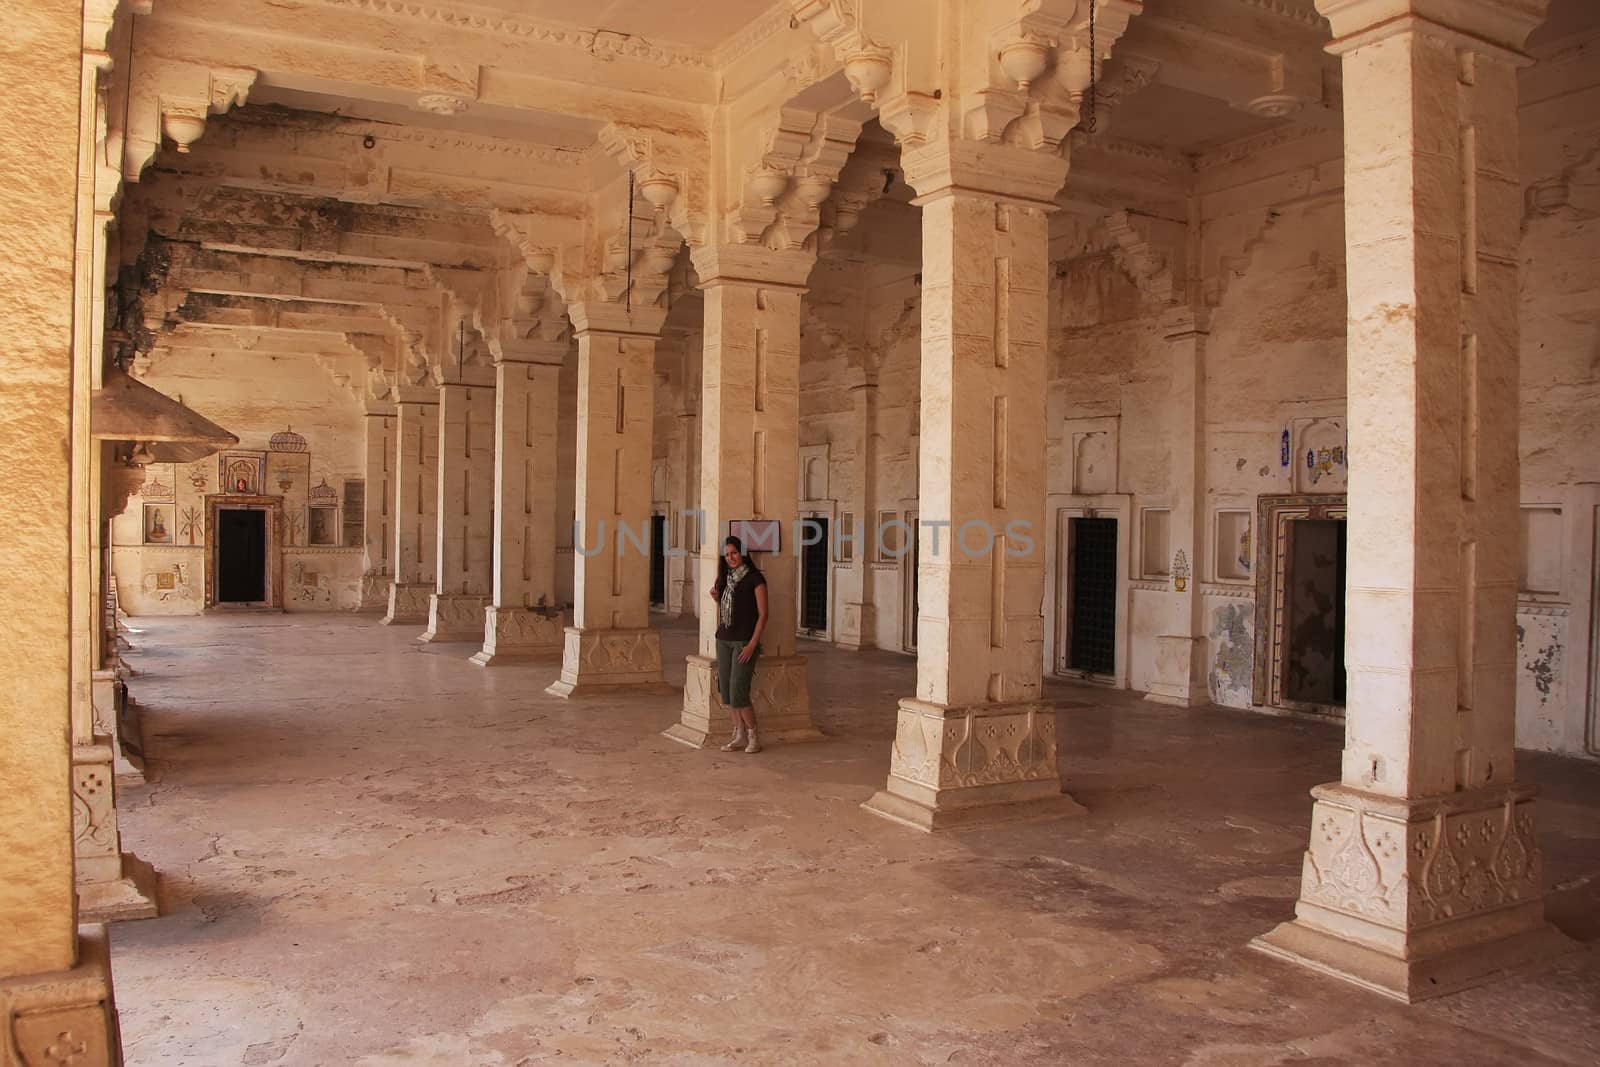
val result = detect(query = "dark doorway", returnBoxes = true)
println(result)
[1069,517,1117,675]
[217,509,267,603]
[648,514,666,607]
[1283,518,1347,707]
[800,517,829,632]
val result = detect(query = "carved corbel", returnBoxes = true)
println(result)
[123,61,257,180]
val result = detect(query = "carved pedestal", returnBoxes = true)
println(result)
[546,627,663,697]
[419,594,492,643]
[381,582,432,626]
[469,606,564,666]
[72,742,158,923]
[1252,783,1576,1001]
[863,699,1083,832]
[666,654,822,748]
[359,574,393,613]
[1144,634,1209,707]
[1,927,122,1067]
[90,670,141,785]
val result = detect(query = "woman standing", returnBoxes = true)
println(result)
[709,535,768,754]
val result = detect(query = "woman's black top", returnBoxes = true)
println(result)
[716,568,767,643]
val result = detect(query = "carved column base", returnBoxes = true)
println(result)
[1144,634,1209,707]
[833,601,874,651]
[1,926,123,1066]
[469,606,564,666]
[73,742,158,923]
[665,654,822,748]
[862,698,1084,833]
[381,582,433,626]
[1251,782,1578,1002]
[360,574,394,613]
[546,626,663,698]
[90,670,141,785]
[418,594,491,643]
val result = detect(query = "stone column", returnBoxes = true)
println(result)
[471,343,566,664]
[1145,307,1210,706]
[667,247,821,748]
[359,406,395,612]
[834,367,878,650]
[546,302,666,696]
[0,0,122,1055]
[666,398,699,615]
[1254,0,1572,1001]
[863,141,1082,831]
[422,378,496,642]
[382,390,438,625]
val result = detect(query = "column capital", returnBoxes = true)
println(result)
[901,138,1069,208]
[1316,0,1548,55]
[689,244,814,290]
[567,300,666,339]
[495,339,568,367]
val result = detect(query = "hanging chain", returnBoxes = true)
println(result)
[1085,0,1098,135]
[625,169,635,314]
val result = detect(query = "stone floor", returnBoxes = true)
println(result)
[108,613,1600,1066]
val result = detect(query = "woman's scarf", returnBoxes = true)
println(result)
[719,562,750,630]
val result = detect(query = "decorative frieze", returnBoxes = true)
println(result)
[360,574,394,612]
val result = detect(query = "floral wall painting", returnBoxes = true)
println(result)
[143,504,173,544]
[179,505,203,545]
[1173,548,1190,592]
[187,462,209,492]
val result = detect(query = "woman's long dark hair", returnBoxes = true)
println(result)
[713,534,752,597]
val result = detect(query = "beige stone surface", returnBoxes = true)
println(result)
[106,613,1600,1064]
[1,0,87,980]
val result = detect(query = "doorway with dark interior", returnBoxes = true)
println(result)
[1065,515,1117,677]
[649,514,666,607]
[217,508,267,604]
[800,516,829,634]
[1282,518,1347,709]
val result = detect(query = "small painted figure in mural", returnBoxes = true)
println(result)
[1305,445,1346,486]
[1280,428,1291,468]
[235,476,250,492]
[144,505,171,544]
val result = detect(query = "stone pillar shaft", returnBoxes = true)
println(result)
[668,257,820,747]
[1146,310,1210,706]
[360,410,394,611]
[2,1,124,1057]
[382,396,437,625]
[835,373,878,650]
[473,350,565,664]
[423,380,495,641]
[547,304,664,696]
[1255,2,1572,1001]
[864,141,1080,831]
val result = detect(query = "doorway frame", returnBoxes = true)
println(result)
[796,503,836,642]
[1252,493,1347,717]
[205,494,281,610]
[1044,492,1132,688]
